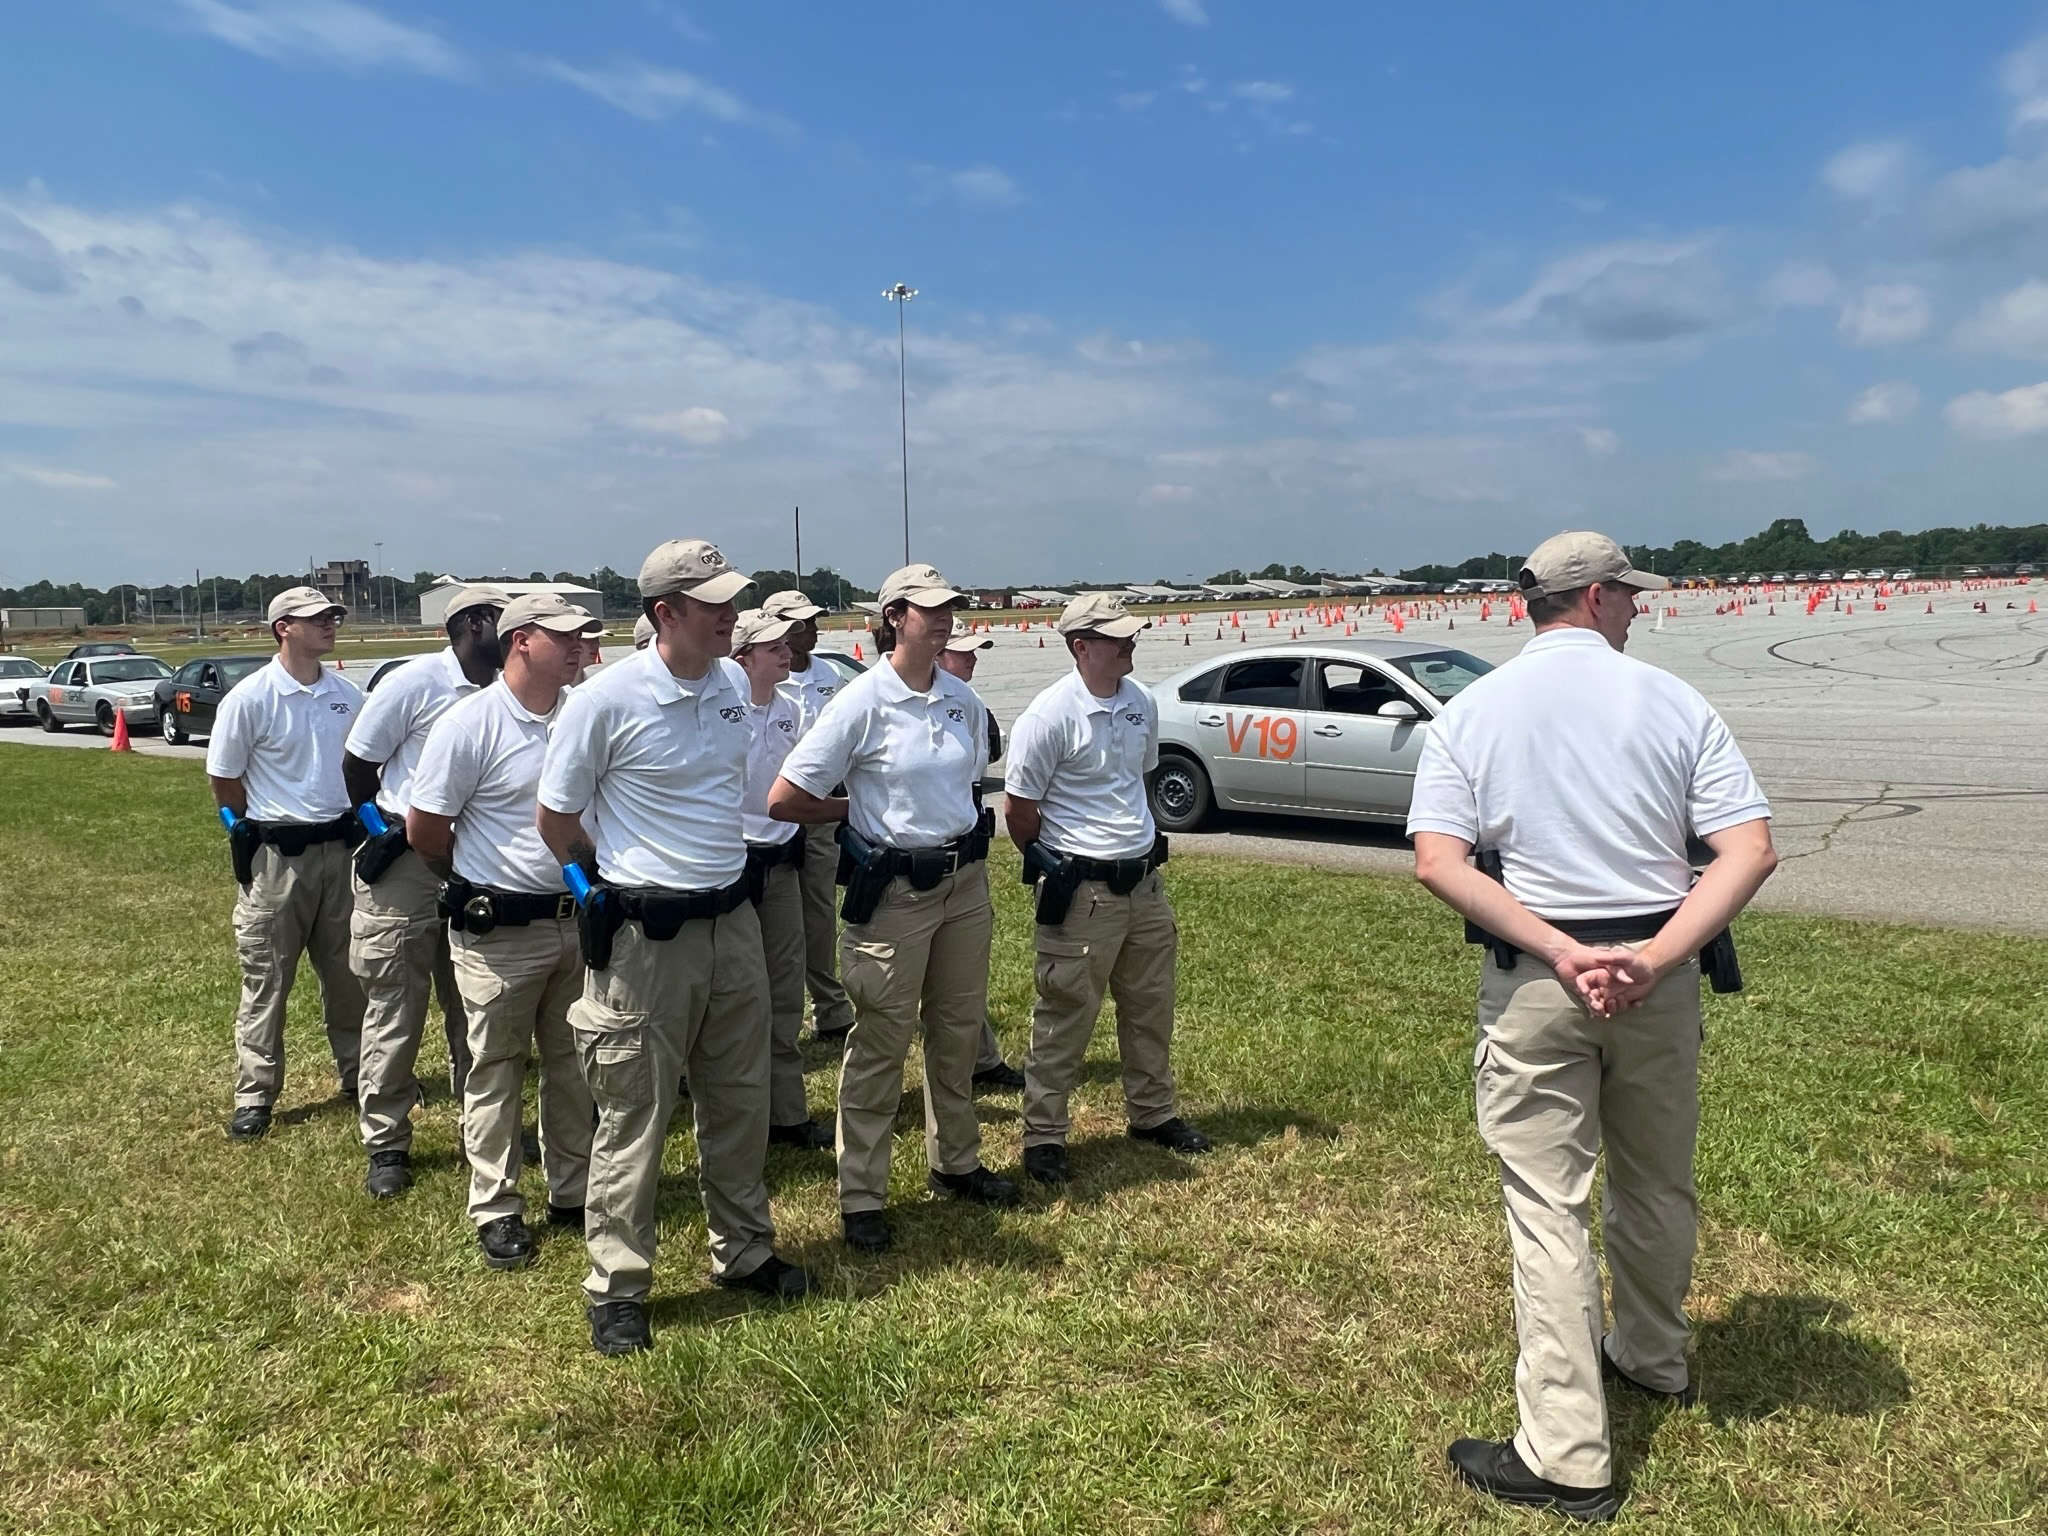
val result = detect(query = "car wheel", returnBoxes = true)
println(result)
[1150,752,1213,833]
[96,702,117,736]
[162,707,191,746]
[37,701,62,733]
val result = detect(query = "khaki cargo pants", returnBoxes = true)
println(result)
[1023,870,1179,1147]
[799,820,854,1034]
[449,916,593,1225]
[231,839,365,1108]
[570,904,775,1302]
[836,862,992,1213]
[1475,948,1703,1490]
[753,858,813,1126]
[350,848,470,1154]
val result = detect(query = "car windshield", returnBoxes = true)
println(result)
[0,658,43,678]
[89,658,172,683]
[219,657,266,687]
[1387,649,1493,702]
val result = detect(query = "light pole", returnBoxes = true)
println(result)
[373,543,383,631]
[883,282,917,564]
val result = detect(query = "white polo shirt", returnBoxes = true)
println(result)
[343,648,485,817]
[538,645,751,890]
[205,656,362,823]
[1005,671,1160,860]
[778,658,987,849]
[782,658,843,721]
[729,660,810,847]
[409,680,561,895]
[1406,626,1771,919]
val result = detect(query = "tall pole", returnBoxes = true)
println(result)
[196,567,204,641]
[883,283,917,564]
[794,506,802,592]
[373,543,383,632]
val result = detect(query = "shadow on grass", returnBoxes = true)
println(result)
[1694,1293,1911,1423]
[275,1087,357,1128]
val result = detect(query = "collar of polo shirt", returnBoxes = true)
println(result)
[872,656,945,704]
[638,641,734,705]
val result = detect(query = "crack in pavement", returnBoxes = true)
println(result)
[1780,782,1895,863]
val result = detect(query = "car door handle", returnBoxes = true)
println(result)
[1312,724,1343,737]
[1197,713,1224,726]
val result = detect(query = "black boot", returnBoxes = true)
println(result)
[1447,1438,1618,1524]
[842,1210,892,1253]
[1129,1116,1212,1153]
[1023,1144,1071,1186]
[227,1105,272,1141]
[712,1254,813,1300]
[971,1061,1026,1092]
[477,1215,536,1271]
[768,1118,834,1151]
[364,1149,412,1199]
[929,1165,1021,1207]
[588,1300,651,1355]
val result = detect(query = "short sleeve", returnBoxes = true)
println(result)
[205,684,257,780]
[344,667,414,764]
[1140,685,1161,775]
[409,712,481,819]
[1405,723,1480,841]
[1003,705,1059,802]
[778,686,861,796]
[1687,705,1771,836]
[537,687,606,815]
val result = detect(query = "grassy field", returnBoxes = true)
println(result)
[1,747,2044,1534]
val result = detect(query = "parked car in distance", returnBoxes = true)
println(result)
[1142,639,1495,832]
[2019,563,2039,577]
[1817,570,1837,582]
[1769,571,1790,584]
[153,654,269,743]
[62,641,139,660]
[26,655,172,734]
[1791,571,1814,583]
[1962,566,1983,578]
[0,654,49,722]
[1891,568,1916,581]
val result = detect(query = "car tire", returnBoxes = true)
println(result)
[37,701,62,733]
[161,707,191,746]
[96,702,117,736]
[1150,751,1213,833]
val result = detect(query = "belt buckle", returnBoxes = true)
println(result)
[555,893,576,920]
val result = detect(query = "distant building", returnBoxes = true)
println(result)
[1012,589,1074,609]
[312,559,372,607]
[1246,578,1327,598]
[0,606,86,634]
[1124,584,1205,604]
[419,576,605,627]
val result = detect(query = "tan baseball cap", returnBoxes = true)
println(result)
[878,562,965,609]
[1518,532,1670,597]
[730,608,797,651]
[637,538,754,604]
[760,588,826,622]
[632,613,656,648]
[441,583,509,621]
[944,618,994,652]
[267,586,346,623]
[1054,591,1150,639]
[497,591,602,639]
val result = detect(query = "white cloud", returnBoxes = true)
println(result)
[1158,0,1209,26]
[1704,450,1816,482]
[1846,381,1920,423]
[1764,262,1838,309]
[1578,427,1620,457]
[5,464,117,491]
[629,406,731,446]
[1925,154,2048,251]
[944,165,1022,209]
[2001,34,2048,133]
[171,0,468,79]
[1231,81,1293,103]
[1139,483,1195,502]
[1114,91,1157,111]
[539,58,780,129]
[1836,283,1930,346]
[1954,278,2048,356]
[1486,239,1729,344]
[1822,140,1913,203]
[1944,382,2048,439]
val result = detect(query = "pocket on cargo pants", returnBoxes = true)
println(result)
[348,911,409,988]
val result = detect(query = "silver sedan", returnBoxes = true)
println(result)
[1146,638,1494,831]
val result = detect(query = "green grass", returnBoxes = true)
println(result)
[1,747,2044,1534]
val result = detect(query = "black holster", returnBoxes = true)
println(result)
[229,818,261,889]
[1022,841,1085,927]
[439,876,477,932]
[1463,848,1521,970]
[836,823,891,925]
[1700,926,1742,993]
[579,886,624,971]
[353,822,410,887]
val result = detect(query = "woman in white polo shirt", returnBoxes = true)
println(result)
[726,607,833,1153]
[769,563,1019,1254]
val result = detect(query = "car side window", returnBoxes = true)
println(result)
[1177,665,1225,703]
[201,665,221,691]
[58,663,80,686]
[1217,658,1304,709]
[176,662,202,684]
[1316,660,1407,716]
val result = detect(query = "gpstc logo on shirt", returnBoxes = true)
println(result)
[1121,709,1146,726]
[717,705,746,723]
[329,701,353,715]
[945,706,965,723]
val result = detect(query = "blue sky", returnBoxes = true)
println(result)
[6,2,2048,587]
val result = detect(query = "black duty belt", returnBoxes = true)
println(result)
[1545,908,1678,945]
[1062,841,1168,893]
[614,877,753,940]
[474,888,579,926]
[248,814,358,856]
[874,830,989,887]
[745,836,806,873]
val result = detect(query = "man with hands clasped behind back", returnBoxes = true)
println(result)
[1408,531,1777,1525]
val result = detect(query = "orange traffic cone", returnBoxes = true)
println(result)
[1038,635,1044,647]
[1925,601,1934,614]
[110,707,131,752]
[853,642,864,660]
